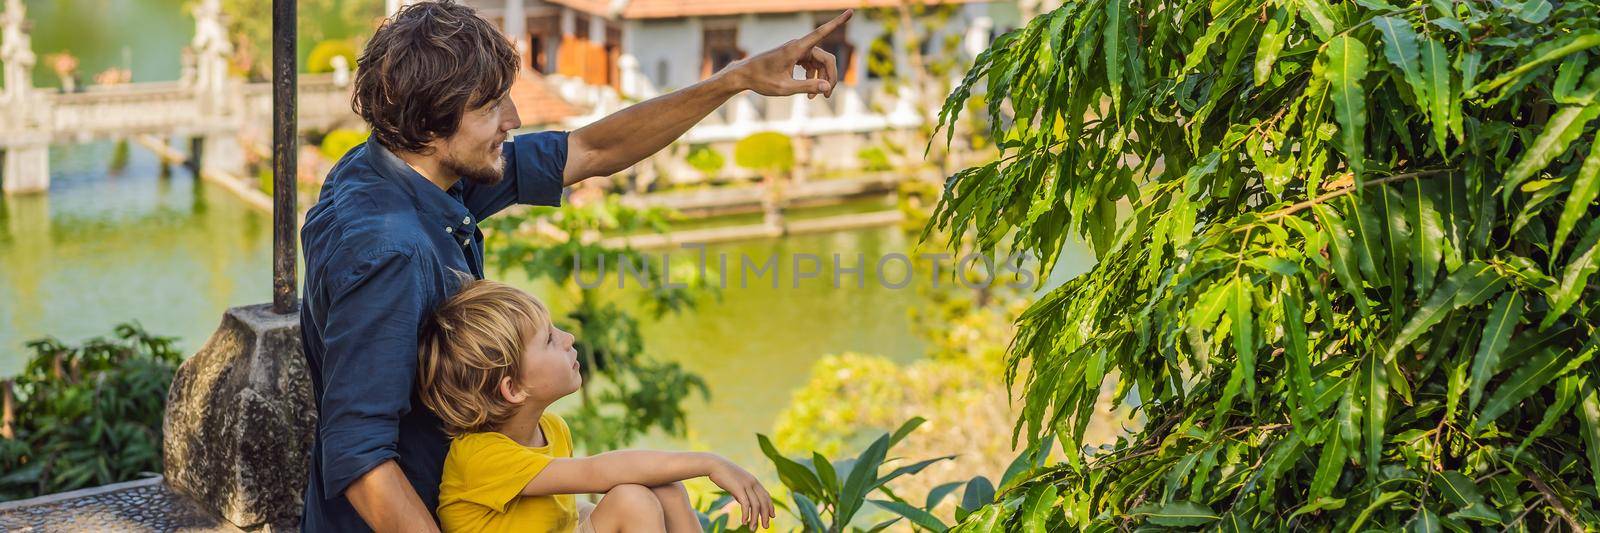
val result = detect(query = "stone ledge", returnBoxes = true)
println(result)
[0,476,243,532]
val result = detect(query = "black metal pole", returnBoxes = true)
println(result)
[271,0,298,314]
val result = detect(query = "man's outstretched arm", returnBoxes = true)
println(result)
[561,10,854,185]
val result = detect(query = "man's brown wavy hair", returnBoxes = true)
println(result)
[418,273,553,436]
[353,1,518,154]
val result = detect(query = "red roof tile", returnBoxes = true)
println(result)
[510,71,581,126]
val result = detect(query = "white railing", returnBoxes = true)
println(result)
[0,73,356,147]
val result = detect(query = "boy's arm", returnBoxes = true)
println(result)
[522,450,775,529]
[520,450,720,495]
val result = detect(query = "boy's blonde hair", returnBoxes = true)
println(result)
[418,274,553,437]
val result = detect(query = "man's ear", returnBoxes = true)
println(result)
[498,376,527,405]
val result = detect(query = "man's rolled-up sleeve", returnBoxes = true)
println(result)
[317,249,428,497]
[462,130,570,219]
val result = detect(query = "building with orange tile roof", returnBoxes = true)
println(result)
[444,0,1024,185]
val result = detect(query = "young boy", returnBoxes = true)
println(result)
[417,276,775,532]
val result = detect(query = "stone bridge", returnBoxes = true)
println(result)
[0,0,359,195]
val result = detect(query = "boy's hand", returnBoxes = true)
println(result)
[707,456,775,530]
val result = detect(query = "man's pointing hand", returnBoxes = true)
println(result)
[726,9,853,100]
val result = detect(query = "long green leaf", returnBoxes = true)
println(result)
[839,434,892,523]
[1544,219,1600,327]
[1476,346,1596,429]
[1310,421,1348,499]
[1133,500,1219,527]
[1363,351,1389,475]
[1255,7,1293,86]
[1324,35,1371,178]
[1417,37,1456,152]
[1103,0,1123,110]
[1386,262,1506,362]
[1576,381,1600,489]
[1516,374,1581,454]
[1374,16,1425,104]
[1502,102,1600,200]
[872,499,948,532]
[1468,291,1523,410]
[792,493,827,532]
[1019,483,1059,533]
[1555,143,1600,250]
[1472,32,1600,97]
[758,434,826,501]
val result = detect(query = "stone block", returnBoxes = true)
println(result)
[163,304,315,530]
[1,144,49,195]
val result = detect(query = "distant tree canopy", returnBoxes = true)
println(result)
[928,0,1600,529]
[734,132,797,175]
[213,0,380,78]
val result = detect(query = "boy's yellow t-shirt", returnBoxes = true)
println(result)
[438,413,578,533]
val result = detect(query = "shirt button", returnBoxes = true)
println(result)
[461,239,470,247]
[462,216,471,224]
[445,227,454,234]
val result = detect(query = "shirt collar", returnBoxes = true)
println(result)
[365,141,478,246]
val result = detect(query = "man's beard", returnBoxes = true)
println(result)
[442,151,505,186]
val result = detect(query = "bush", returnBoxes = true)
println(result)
[0,324,181,501]
[930,0,1600,529]
[686,144,727,178]
[320,128,370,162]
[307,39,358,75]
[733,132,795,174]
[857,146,894,172]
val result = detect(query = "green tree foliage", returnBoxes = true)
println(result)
[212,0,379,79]
[686,143,728,178]
[307,39,359,74]
[318,128,369,161]
[0,324,180,501]
[484,198,710,453]
[734,132,796,176]
[927,0,1600,528]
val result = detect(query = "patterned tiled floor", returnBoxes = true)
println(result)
[0,477,243,532]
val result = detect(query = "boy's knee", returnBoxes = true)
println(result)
[651,482,687,500]
[606,483,664,514]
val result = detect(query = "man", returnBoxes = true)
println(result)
[298,2,851,531]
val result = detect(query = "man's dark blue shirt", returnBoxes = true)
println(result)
[298,132,568,532]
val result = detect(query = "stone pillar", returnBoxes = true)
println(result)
[164,304,315,530]
[731,94,761,126]
[198,134,245,177]
[888,84,921,128]
[1,143,49,195]
[1,0,36,105]
[964,16,994,58]
[386,0,414,17]
[189,0,232,111]
[620,53,657,99]
[505,0,526,59]
[839,85,867,118]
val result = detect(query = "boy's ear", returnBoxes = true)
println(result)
[498,376,527,405]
